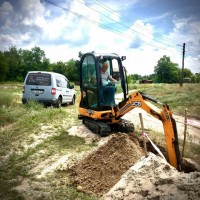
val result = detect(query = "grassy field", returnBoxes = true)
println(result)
[0,82,199,200]
[127,83,200,118]
[0,83,97,200]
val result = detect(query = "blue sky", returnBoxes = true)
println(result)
[0,0,199,75]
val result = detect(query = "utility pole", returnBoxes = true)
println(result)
[180,43,186,87]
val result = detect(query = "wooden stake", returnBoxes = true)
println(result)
[182,109,188,157]
[139,113,148,157]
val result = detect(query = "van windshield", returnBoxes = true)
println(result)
[26,73,51,86]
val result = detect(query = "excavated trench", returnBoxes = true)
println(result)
[69,133,199,197]
[138,139,198,173]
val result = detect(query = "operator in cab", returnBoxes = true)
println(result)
[100,61,118,106]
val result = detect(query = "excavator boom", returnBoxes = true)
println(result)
[115,91,182,170]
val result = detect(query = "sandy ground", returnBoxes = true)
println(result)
[103,153,200,200]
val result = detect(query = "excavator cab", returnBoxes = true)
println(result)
[79,53,127,111]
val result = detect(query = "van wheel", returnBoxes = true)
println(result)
[70,96,75,105]
[56,97,62,108]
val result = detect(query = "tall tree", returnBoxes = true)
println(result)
[1,46,50,81]
[4,46,22,81]
[65,59,79,81]
[50,61,67,75]
[127,74,142,83]
[28,46,50,72]
[183,68,193,78]
[50,59,79,81]
[0,51,9,81]
[154,55,180,83]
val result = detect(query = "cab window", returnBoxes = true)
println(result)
[82,56,96,87]
[81,55,98,109]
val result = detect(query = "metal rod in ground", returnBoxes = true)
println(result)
[182,109,188,157]
[139,113,148,157]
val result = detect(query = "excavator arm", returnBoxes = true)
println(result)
[115,91,182,171]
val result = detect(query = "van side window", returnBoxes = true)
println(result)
[56,77,62,87]
[59,77,66,88]
[66,80,70,88]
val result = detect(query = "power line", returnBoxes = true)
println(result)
[75,0,180,50]
[44,0,183,53]
[43,0,145,43]
[91,0,182,46]
[96,2,195,57]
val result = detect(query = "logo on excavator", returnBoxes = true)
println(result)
[132,101,142,107]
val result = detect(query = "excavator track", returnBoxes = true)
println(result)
[83,118,134,136]
[110,119,135,133]
[118,119,135,133]
[83,118,111,136]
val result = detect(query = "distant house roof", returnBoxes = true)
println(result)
[139,80,153,84]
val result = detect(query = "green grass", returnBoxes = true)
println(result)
[128,83,200,118]
[0,82,99,200]
[0,82,200,200]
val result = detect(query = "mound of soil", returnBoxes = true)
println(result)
[104,153,200,200]
[70,133,144,196]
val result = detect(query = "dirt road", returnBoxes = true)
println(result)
[123,108,200,144]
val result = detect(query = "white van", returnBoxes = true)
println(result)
[22,71,76,107]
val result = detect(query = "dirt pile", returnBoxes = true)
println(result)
[70,133,144,196]
[103,153,200,200]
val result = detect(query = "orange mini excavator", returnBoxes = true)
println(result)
[78,52,182,171]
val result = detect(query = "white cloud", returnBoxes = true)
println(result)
[34,2,200,75]
[185,56,200,74]
[0,0,46,49]
[166,17,200,73]
[0,1,13,28]
[40,11,197,75]
[0,1,13,17]
[18,0,45,20]
[0,0,199,75]
[144,12,170,23]
[110,12,120,22]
